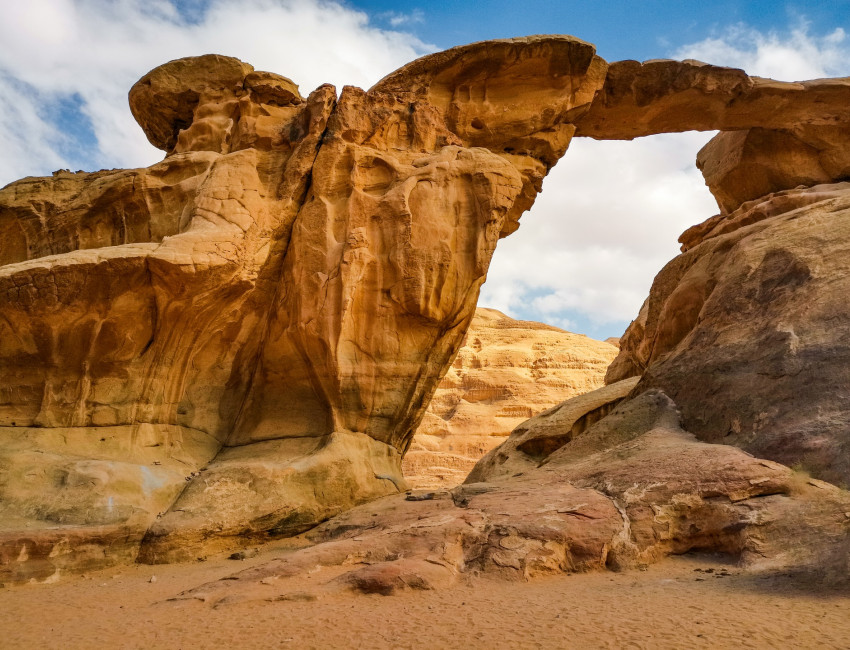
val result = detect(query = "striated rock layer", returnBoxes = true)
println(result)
[163,387,850,601]
[3,34,850,581]
[404,308,618,488]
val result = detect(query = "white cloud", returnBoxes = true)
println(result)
[482,21,850,339]
[379,9,425,28]
[480,132,718,334]
[673,23,849,80]
[0,74,68,184]
[0,0,431,186]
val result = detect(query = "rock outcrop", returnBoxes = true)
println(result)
[3,34,850,583]
[163,388,850,602]
[0,37,612,574]
[404,308,618,488]
[466,377,639,483]
[607,181,850,487]
[696,127,850,214]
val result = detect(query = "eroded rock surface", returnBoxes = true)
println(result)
[608,182,850,488]
[165,389,850,603]
[697,127,850,214]
[466,376,639,483]
[0,37,612,575]
[3,34,850,582]
[404,308,618,488]
[574,59,850,212]
[574,59,850,140]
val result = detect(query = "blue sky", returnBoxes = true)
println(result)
[356,0,850,59]
[1,1,849,340]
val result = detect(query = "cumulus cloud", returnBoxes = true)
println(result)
[673,23,849,80]
[0,0,430,185]
[483,21,850,339]
[479,132,718,337]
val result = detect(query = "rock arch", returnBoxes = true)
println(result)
[1,35,849,571]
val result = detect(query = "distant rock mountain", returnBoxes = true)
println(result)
[403,308,618,488]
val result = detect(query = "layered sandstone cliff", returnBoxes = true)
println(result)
[404,308,618,488]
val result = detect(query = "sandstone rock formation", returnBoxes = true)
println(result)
[607,181,850,487]
[696,127,850,214]
[3,34,850,583]
[162,388,850,602]
[573,59,850,140]
[404,308,618,488]
[0,37,612,576]
[466,376,639,483]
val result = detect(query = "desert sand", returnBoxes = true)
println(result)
[2,542,848,650]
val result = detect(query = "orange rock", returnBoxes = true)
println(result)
[3,35,850,579]
[162,389,850,601]
[697,127,850,214]
[574,59,850,140]
[0,38,611,570]
[466,377,639,483]
[404,308,618,489]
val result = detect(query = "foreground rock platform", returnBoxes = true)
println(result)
[2,34,850,582]
[165,388,850,602]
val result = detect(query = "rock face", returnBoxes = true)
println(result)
[404,308,618,488]
[466,377,639,483]
[165,389,850,602]
[607,182,850,487]
[0,37,612,574]
[696,127,850,214]
[573,59,850,140]
[3,34,850,582]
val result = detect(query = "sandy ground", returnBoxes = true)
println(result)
[2,545,849,650]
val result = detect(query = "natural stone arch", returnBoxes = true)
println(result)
[1,35,849,573]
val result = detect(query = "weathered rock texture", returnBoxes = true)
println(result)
[697,127,850,214]
[404,308,618,488]
[0,37,613,576]
[466,377,640,483]
[573,58,850,213]
[608,182,850,488]
[573,59,850,140]
[165,388,850,602]
[3,34,850,582]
